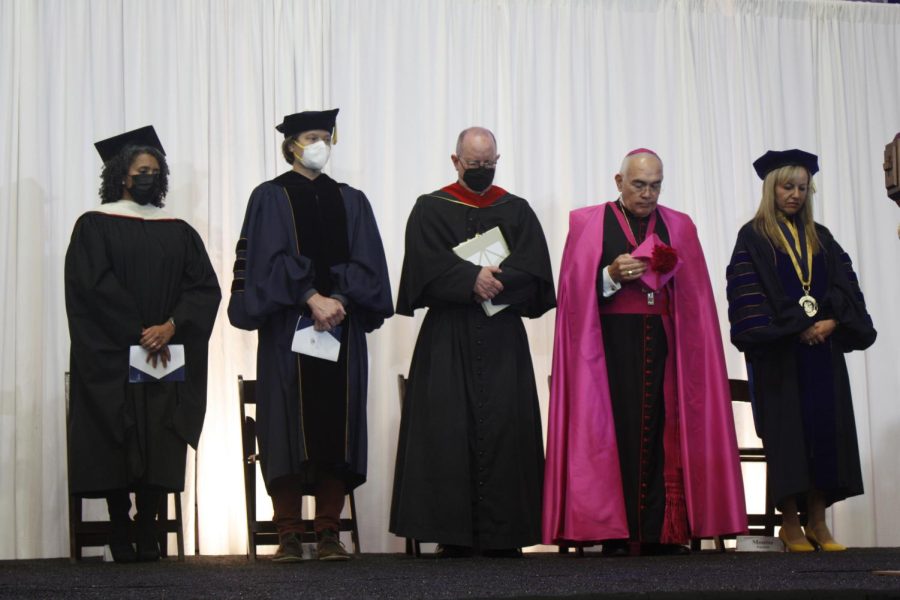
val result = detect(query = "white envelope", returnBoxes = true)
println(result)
[129,345,186,383]
[291,316,341,362]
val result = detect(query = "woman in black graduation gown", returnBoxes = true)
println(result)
[64,126,221,562]
[726,149,875,552]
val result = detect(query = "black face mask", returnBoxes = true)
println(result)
[462,167,495,193]
[128,173,161,205]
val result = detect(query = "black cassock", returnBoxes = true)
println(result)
[726,221,875,509]
[65,208,221,496]
[228,171,393,492]
[390,188,556,549]
[595,203,677,543]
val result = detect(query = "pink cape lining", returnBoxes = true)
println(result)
[542,202,747,543]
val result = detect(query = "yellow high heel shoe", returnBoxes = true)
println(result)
[805,527,847,552]
[779,528,815,552]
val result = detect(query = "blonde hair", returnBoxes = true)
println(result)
[751,165,821,254]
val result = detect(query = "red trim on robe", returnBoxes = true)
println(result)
[440,182,508,208]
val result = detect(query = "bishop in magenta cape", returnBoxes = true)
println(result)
[543,202,747,545]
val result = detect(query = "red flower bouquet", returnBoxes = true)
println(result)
[631,233,683,291]
[650,244,679,274]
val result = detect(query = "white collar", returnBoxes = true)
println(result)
[91,200,176,221]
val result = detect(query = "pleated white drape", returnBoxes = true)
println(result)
[1,0,898,558]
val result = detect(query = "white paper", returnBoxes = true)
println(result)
[452,226,511,317]
[129,345,185,380]
[291,317,341,362]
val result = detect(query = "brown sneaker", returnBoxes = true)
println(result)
[273,532,306,563]
[317,529,351,561]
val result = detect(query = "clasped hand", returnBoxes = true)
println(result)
[799,319,837,346]
[308,293,346,332]
[609,253,647,283]
[141,321,175,368]
[474,266,504,302]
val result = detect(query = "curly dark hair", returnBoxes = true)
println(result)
[281,134,300,165]
[99,145,169,206]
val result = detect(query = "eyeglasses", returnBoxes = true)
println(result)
[630,180,662,194]
[459,158,498,169]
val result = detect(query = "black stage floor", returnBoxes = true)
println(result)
[3,549,900,599]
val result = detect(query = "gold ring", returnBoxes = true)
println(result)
[627,269,633,276]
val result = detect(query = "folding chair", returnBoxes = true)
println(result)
[728,378,782,536]
[237,375,361,560]
[691,378,783,551]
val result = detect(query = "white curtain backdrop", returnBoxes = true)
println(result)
[1,0,898,558]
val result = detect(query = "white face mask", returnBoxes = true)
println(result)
[295,140,331,171]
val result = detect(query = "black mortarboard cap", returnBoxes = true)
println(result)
[94,125,165,164]
[275,109,339,137]
[753,149,819,180]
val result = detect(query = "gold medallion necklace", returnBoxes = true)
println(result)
[775,216,817,317]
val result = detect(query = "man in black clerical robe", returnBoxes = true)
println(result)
[66,126,221,562]
[389,127,555,557]
[228,110,392,562]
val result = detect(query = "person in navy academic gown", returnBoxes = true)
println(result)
[65,126,221,562]
[726,149,876,552]
[228,110,392,562]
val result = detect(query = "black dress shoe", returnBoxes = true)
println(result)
[642,542,691,556]
[110,542,137,563]
[109,536,137,563]
[481,547,522,558]
[435,544,474,558]
[137,538,160,562]
[600,539,629,557]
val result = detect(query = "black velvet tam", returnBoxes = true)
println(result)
[276,109,339,136]
[753,149,819,180]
